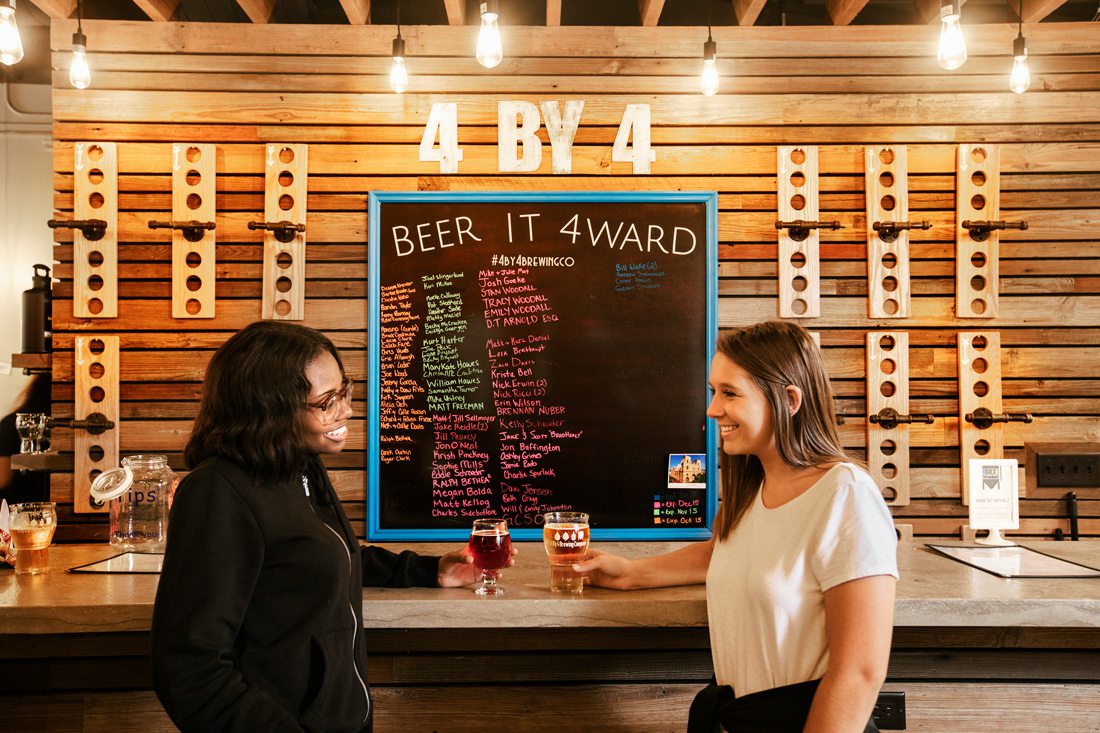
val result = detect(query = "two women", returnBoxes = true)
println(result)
[578,321,898,732]
[152,322,489,732]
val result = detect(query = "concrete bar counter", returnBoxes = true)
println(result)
[2,540,1099,731]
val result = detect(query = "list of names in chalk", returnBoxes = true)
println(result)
[480,267,582,526]
[422,272,495,518]
[378,282,427,467]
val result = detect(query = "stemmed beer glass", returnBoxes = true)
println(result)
[468,518,511,596]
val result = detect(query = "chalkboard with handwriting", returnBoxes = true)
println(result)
[367,192,717,540]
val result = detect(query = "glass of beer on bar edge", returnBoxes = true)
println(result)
[468,518,511,596]
[542,511,590,593]
[9,502,58,575]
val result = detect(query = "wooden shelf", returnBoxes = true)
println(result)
[11,353,51,373]
[10,452,71,472]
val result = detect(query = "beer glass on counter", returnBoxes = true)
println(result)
[468,518,511,596]
[542,511,590,594]
[9,502,57,575]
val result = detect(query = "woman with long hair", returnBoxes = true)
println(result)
[576,321,897,732]
[152,321,496,732]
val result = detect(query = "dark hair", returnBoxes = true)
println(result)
[713,320,848,541]
[185,321,344,483]
[14,373,52,414]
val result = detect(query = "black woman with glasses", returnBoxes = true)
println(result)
[151,321,498,732]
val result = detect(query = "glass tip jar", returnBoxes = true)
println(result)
[89,454,179,552]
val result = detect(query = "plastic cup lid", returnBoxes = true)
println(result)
[89,466,133,503]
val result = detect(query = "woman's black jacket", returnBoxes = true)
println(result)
[151,456,439,732]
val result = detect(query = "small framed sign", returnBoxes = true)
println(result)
[968,458,1019,546]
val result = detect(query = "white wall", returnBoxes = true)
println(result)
[0,82,53,413]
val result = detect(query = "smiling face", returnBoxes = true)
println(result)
[301,350,351,455]
[706,351,777,460]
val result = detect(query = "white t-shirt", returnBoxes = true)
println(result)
[705,462,898,696]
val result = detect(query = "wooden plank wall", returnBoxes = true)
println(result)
[46,20,1100,542]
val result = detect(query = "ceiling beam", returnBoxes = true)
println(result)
[825,0,871,24]
[1014,0,1072,22]
[25,0,75,19]
[234,0,275,23]
[132,0,180,22]
[338,0,370,24]
[916,0,971,24]
[733,0,767,25]
[443,0,464,25]
[546,0,561,26]
[638,0,665,26]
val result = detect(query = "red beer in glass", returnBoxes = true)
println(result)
[468,518,510,595]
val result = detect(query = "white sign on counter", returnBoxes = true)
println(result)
[968,458,1019,545]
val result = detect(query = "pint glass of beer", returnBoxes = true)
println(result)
[542,511,589,593]
[9,502,58,575]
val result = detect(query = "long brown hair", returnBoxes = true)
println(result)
[712,321,848,541]
[184,321,344,483]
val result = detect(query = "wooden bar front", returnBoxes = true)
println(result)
[3,541,1099,732]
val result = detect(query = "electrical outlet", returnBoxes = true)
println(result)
[873,691,906,730]
[1036,453,1100,488]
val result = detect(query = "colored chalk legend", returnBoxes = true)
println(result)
[652,493,705,526]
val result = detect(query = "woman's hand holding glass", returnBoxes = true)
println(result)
[571,549,636,590]
[436,539,517,588]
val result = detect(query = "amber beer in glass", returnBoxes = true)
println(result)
[10,502,58,575]
[542,511,589,593]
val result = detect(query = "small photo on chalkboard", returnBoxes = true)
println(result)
[367,191,718,541]
[668,453,707,489]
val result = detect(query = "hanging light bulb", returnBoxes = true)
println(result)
[1009,1,1030,94]
[389,1,408,94]
[700,27,718,96]
[936,0,967,71]
[1009,36,1030,94]
[70,32,91,89]
[0,0,24,66]
[475,0,503,69]
[390,30,408,93]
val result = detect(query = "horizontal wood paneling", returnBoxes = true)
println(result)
[45,20,1100,546]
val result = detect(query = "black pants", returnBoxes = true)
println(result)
[686,678,880,733]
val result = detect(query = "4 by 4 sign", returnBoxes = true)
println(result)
[419,101,656,175]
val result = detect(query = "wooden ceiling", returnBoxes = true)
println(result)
[19,0,1100,27]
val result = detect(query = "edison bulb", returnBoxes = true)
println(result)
[390,55,408,94]
[0,4,24,66]
[476,5,503,69]
[700,58,719,96]
[1009,54,1030,94]
[936,14,967,71]
[70,43,91,89]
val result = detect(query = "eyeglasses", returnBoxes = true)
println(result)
[305,378,354,425]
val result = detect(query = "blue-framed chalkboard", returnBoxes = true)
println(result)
[367,191,717,541]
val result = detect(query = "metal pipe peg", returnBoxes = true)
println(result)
[48,412,117,436]
[248,220,306,243]
[872,220,932,243]
[962,407,1034,430]
[868,407,936,430]
[775,219,843,242]
[960,219,1029,242]
[48,218,108,241]
[147,219,217,242]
